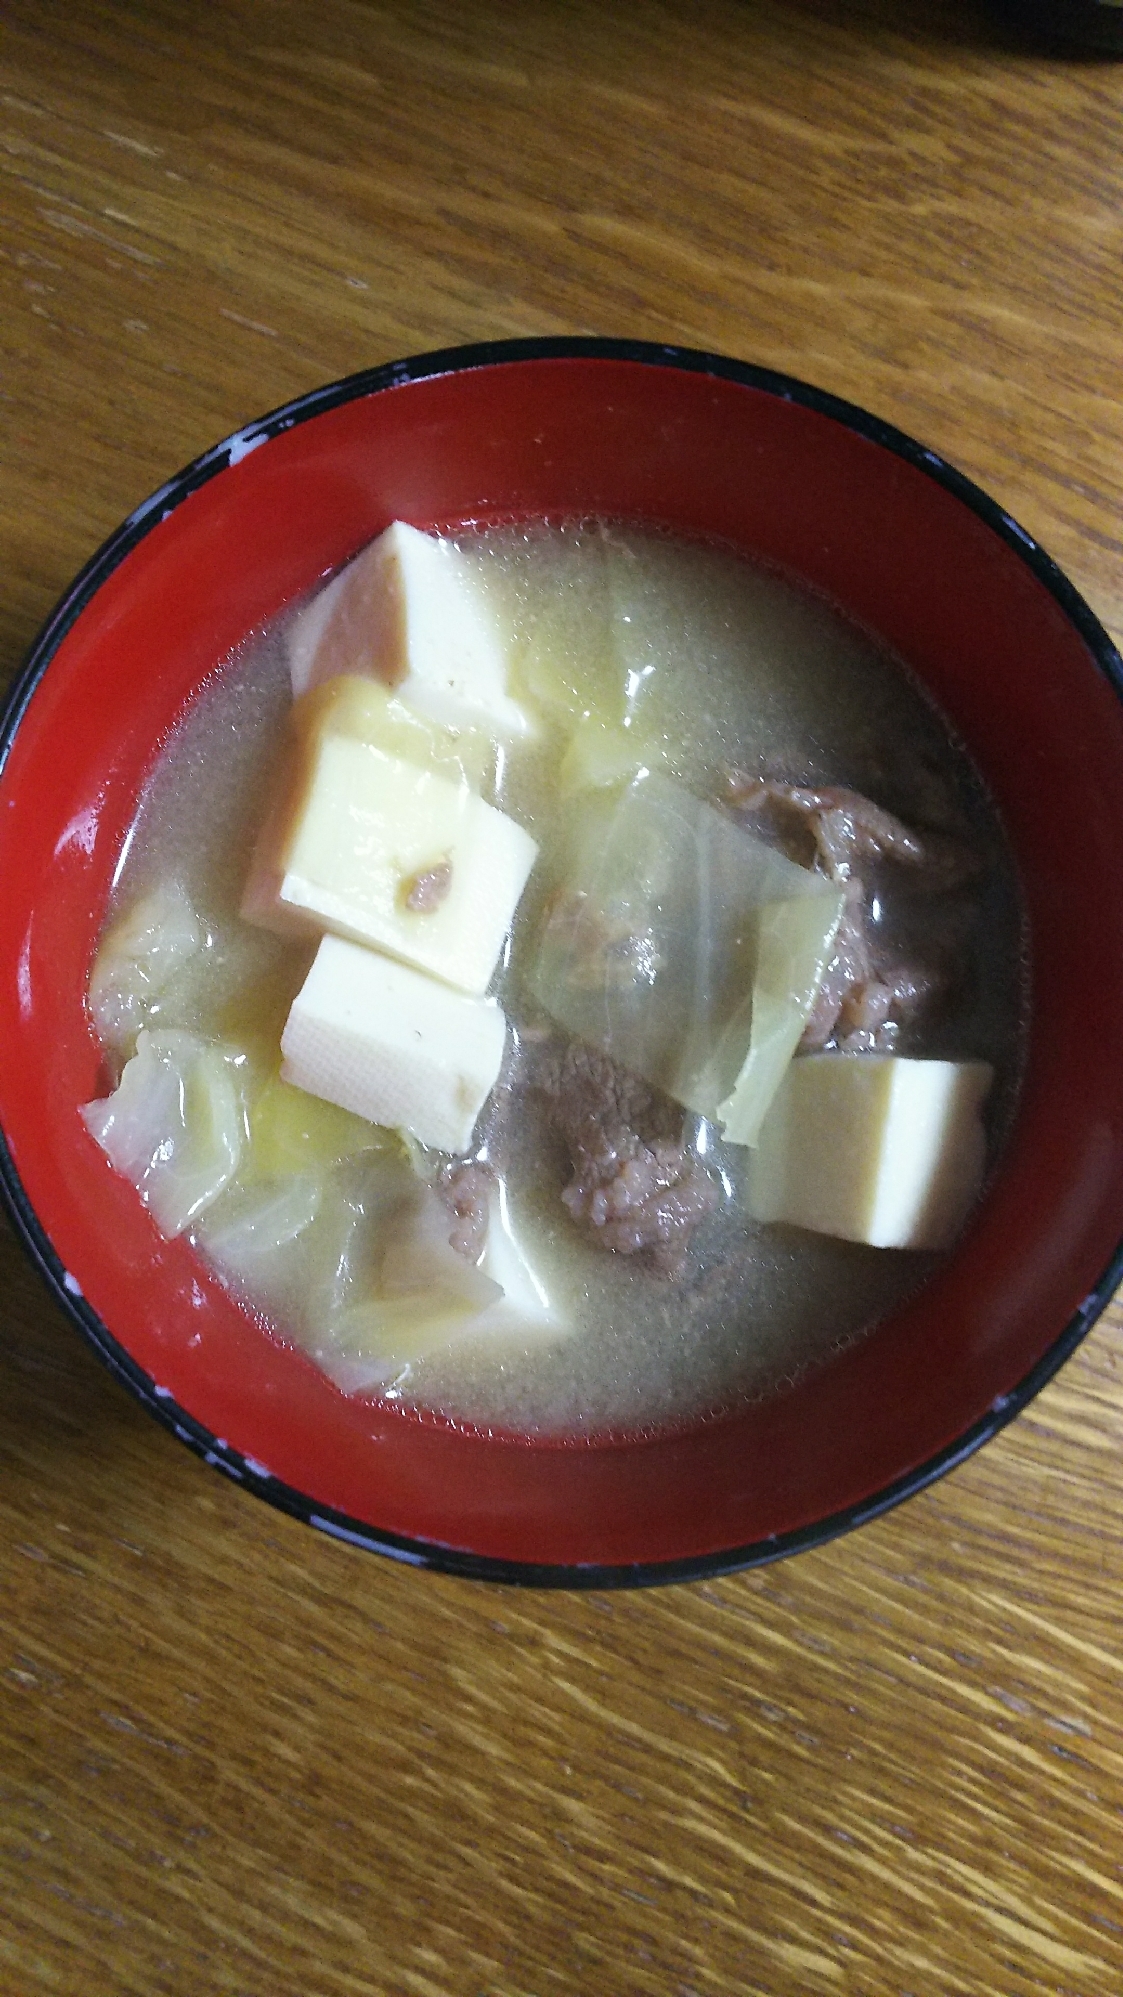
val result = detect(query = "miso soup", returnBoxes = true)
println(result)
[83,524,1027,1438]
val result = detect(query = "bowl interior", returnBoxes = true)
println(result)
[4,349,1123,1576]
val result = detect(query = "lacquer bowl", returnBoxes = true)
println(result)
[3,338,1123,1584]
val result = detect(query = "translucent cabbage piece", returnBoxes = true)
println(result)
[290,1150,421,1328]
[558,718,670,797]
[194,1143,421,1348]
[81,1028,247,1236]
[378,1186,501,1305]
[87,882,204,1053]
[87,879,301,1056]
[312,1186,503,1393]
[193,1174,324,1306]
[198,1127,566,1397]
[527,771,846,1146]
[290,674,492,791]
[315,1291,490,1396]
[308,1181,568,1396]
[476,1180,559,1338]
[692,891,857,1146]
[244,1070,400,1181]
[513,527,670,740]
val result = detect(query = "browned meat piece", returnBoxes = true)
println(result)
[799,883,946,1053]
[838,975,898,1037]
[799,883,873,1050]
[533,1040,720,1279]
[402,860,453,912]
[435,1160,494,1261]
[727,773,977,888]
[836,964,944,1052]
[727,774,925,880]
[725,769,969,1050]
[539,888,663,993]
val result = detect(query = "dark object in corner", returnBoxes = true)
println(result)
[991,0,1123,51]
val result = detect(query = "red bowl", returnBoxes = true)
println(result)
[3,339,1123,1586]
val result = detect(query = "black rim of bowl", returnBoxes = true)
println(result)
[3,335,1123,1589]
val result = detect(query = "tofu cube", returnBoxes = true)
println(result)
[747,1055,993,1250]
[241,721,538,996]
[280,934,508,1154]
[292,673,492,791]
[286,521,535,743]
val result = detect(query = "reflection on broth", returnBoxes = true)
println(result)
[82,523,1027,1438]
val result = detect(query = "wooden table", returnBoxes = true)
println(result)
[3,4,1123,1991]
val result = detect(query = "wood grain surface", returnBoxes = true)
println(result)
[3,4,1123,1992]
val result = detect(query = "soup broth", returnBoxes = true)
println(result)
[92,524,1027,1438]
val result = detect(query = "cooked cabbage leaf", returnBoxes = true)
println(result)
[244,1070,400,1181]
[558,717,670,797]
[81,1028,247,1235]
[527,770,845,1145]
[308,1182,563,1395]
[193,1173,324,1309]
[311,1185,502,1392]
[87,882,204,1053]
